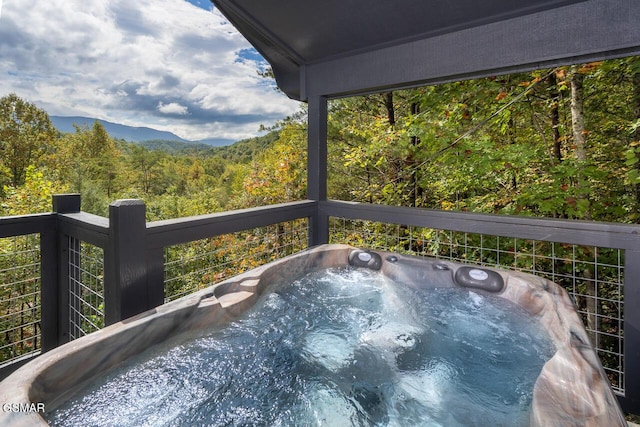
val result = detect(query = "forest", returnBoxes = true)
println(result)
[1,57,640,381]
[1,57,639,224]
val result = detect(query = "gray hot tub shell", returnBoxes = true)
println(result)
[0,244,626,426]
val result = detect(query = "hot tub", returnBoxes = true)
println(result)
[0,244,626,426]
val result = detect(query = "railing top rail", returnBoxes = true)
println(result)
[0,213,55,238]
[57,212,110,248]
[1,199,638,250]
[321,200,640,250]
[146,200,317,248]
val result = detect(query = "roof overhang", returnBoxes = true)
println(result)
[213,0,640,101]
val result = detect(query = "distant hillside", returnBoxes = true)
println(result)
[209,131,280,162]
[137,139,212,153]
[51,116,234,146]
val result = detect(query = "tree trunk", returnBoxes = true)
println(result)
[631,59,640,206]
[507,115,518,191]
[570,65,597,343]
[570,65,587,162]
[408,102,421,208]
[384,92,395,127]
[548,72,563,162]
[569,65,591,220]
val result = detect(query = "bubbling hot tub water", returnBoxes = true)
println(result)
[48,267,555,427]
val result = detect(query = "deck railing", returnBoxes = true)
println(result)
[0,213,55,371]
[1,195,639,413]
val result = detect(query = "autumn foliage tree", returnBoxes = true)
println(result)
[324,59,640,223]
[241,122,307,206]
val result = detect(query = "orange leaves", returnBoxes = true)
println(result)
[517,76,542,88]
[577,62,603,74]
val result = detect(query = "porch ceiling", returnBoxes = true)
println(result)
[214,0,581,64]
[213,0,640,100]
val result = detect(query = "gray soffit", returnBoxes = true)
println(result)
[213,0,640,100]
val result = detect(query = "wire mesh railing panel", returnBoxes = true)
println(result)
[328,217,625,393]
[0,234,41,366]
[68,238,105,340]
[164,219,308,302]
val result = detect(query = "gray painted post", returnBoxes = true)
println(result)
[39,226,58,351]
[146,246,166,309]
[52,193,81,214]
[623,249,640,411]
[104,199,153,324]
[51,194,81,345]
[307,94,329,246]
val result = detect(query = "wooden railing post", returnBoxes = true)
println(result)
[49,194,81,347]
[104,199,160,325]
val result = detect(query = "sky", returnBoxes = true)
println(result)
[0,0,301,142]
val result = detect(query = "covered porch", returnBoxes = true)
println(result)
[1,0,640,416]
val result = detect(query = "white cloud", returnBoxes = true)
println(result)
[157,102,189,115]
[0,0,301,141]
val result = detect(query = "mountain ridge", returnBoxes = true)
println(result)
[50,116,235,146]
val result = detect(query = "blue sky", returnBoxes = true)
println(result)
[185,0,212,11]
[0,0,300,141]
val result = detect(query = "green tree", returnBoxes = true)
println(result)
[1,166,68,216]
[127,145,165,195]
[0,94,57,188]
[55,121,124,214]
